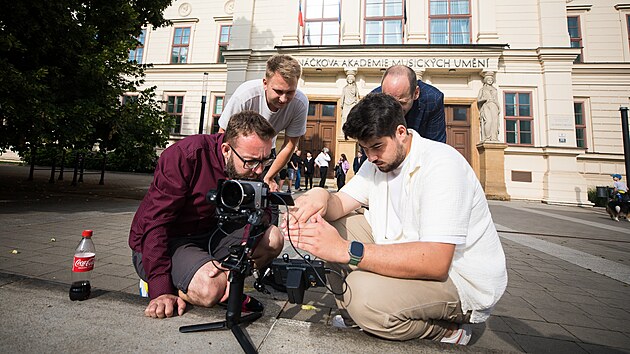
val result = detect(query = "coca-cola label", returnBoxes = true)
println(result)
[72,253,95,272]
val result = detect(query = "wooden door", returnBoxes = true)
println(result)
[446,105,471,165]
[303,101,337,178]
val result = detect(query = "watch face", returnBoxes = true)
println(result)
[350,241,364,257]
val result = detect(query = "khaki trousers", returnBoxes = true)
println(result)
[328,213,469,341]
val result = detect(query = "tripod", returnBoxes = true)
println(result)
[179,216,267,354]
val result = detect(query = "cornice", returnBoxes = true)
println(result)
[566,4,593,11]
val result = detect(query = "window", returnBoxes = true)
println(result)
[574,101,586,148]
[504,92,533,145]
[211,96,224,134]
[567,16,582,63]
[217,25,231,63]
[122,94,138,105]
[627,15,630,51]
[429,0,471,44]
[364,0,404,44]
[171,27,191,63]
[304,0,340,45]
[129,29,146,63]
[167,95,184,134]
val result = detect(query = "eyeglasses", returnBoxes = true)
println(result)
[228,144,274,170]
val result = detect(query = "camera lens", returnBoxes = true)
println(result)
[221,180,255,209]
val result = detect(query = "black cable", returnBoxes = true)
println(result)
[275,198,348,297]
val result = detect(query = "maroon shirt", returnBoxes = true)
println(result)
[129,133,226,299]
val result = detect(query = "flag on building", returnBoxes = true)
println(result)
[298,2,304,27]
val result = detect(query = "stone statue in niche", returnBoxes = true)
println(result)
[341,71,360,127]
[478,72,500,142]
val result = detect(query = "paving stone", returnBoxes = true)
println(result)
[90,274,141,292]
[492,305,545,322]
[589,314,630,333]
[485,316,514,333]
[563,325,630,349]
[502,317,577,339]
[510,333,589,354]
[9,261,66,278]
[530,307,599,327]
[468,326,524,352]
[576,342,630,354]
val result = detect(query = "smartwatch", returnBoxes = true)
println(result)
[348,241,364,266]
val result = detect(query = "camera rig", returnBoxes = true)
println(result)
[179,179,329,354]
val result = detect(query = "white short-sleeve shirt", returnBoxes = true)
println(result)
[218,79,308,147]
[341,130,507,323]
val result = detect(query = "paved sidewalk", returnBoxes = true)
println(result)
[1,164,630,353]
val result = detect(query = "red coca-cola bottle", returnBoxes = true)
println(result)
[69,230,96,301]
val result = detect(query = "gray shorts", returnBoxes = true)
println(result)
[132,226,246,294]
[287,168,296,180]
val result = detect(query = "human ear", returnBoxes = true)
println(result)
[220,143,231,159]
[413,86,420,100]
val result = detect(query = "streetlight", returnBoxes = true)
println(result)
[198,72,209,134]
[621,107,630,179]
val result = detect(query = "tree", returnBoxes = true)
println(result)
[0,0,173,170]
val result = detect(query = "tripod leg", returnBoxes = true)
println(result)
[178,312,262,333]
[240,312,263,324]
[179,320,227,333]
[232,324,258,354]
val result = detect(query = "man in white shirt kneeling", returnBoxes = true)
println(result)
[282,93,507,345]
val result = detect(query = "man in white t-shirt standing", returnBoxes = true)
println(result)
[283,93,507,345]
[314,147,331,188]
[219,54,308,191]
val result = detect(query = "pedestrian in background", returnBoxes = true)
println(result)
[353,149,367,174]
[315,147,331,188]
[335,154,350,191]
[293,149,303,191]
[303,150,315,190]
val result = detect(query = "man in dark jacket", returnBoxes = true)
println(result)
[372,65,446,143]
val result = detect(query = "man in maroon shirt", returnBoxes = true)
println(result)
[129,111,284,318]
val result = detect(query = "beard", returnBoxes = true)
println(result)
[224,155,256,180]
[376,142,406,173]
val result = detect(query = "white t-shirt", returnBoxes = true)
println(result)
[315,151,331,167]
[340,130,507,323]
[218,79,308,147]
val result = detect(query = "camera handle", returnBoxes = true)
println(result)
[179,221,268,354]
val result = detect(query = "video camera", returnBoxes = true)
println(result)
[207,179,294,227]
[207,179,329,304]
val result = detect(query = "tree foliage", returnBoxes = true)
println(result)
[0,0,173,170]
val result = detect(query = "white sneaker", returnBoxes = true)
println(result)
[440,324,472,345]
[331,314,359,329]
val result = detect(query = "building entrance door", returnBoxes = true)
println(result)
[303,101,337,178]
[445,105,472,165]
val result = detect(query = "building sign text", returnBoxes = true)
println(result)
[299,57,491,70]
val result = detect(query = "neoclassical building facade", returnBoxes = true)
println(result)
[132,0,630,206]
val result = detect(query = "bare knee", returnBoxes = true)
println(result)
[181,266,228,307]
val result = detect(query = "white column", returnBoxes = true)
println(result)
[406,0,427,43]
[537,0,570,47]
[281,0,300,45]
[536,48,590,206]
[476,0,499,43]
[537,48,579,148]
[229,0,255,49]
[341,0,361,44]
